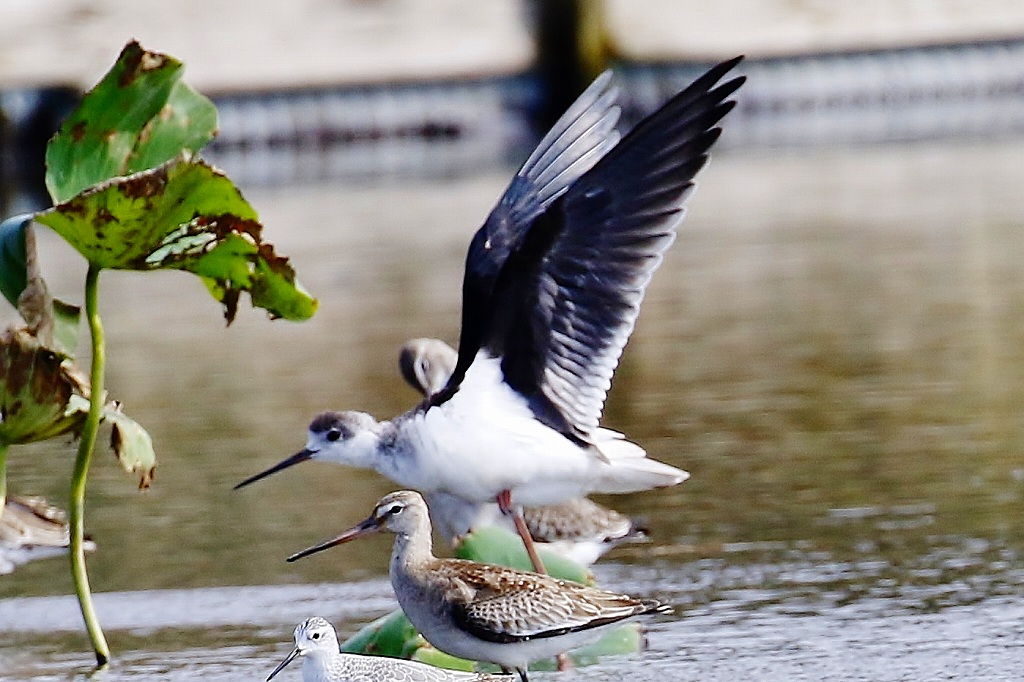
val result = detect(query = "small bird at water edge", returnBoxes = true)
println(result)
[267,616,512,682]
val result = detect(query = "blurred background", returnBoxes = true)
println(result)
[1,1,1023,680]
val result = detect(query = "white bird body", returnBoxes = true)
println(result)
[370,355,679,506]
[267,616,509,682]
[308,358,683,507]
[403,338,647,564]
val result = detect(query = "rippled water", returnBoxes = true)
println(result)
[1,139,1023,679]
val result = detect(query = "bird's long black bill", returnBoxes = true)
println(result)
[234,449,314,490]
[266,646,299,681]
[286,516,382,562]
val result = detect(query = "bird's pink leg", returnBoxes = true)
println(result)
[495,491,572,672]
[496,489,547,575]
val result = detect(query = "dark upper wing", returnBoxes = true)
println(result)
[486,57,746,440]
[440,72,622,394]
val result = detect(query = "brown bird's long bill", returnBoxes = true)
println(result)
[234,449,315,490]
[286,515,382,562]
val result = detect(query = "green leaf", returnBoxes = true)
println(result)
[410,645,477,672]
[130,79,218,173]
[51,299,82,359]
[103,404,155,489]
[339,610,419,657]
[35,155,318,323]
[0,326,90,446]
[250,258,318,322]
[0,215,30,309]
[455,526,595,586]
[45,41,217,204]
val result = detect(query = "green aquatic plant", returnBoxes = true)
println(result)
[454,526,595,585]
[0,41,316,664]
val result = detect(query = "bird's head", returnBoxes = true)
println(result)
[398,337,457,397]
[234,411,380,490]
[286,490,428,563]
[293,616,338,656]
[266,617,338,680]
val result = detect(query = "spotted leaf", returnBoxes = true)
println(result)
[45,41,217,204]
[34,154,317,323]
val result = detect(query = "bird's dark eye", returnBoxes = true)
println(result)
[311,631,321,640]
[388,504,403,516]
[326,428,341,442]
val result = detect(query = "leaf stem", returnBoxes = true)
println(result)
[69,263,109,666]
[0,442,7,523]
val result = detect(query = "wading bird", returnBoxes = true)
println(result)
[400,337,648,566]
[237,58,744,575]
[287,491,669,682]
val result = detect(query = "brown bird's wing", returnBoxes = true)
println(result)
[442,560,650,643]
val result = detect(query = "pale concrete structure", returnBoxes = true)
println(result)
[0,0,535,90]
[596,0,1024,61]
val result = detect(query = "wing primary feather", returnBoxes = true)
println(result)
[494,57,746,438]
[440,72,624,398]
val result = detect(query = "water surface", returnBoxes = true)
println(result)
[1,139,1023,679]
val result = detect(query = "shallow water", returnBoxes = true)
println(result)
[1,139,1023,679]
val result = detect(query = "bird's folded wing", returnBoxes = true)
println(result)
[450,572,642,643]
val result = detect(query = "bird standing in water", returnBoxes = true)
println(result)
[237,57,745,575]
[287,491,670,682]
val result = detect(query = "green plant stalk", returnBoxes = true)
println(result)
[0,442,7,523]
[69,263,110,665]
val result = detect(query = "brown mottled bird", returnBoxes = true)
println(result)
[0,496,96,574]
[287,490,670,682]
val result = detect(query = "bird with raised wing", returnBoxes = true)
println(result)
[400,337,647,566]
[237,58,745,574]
[287,491,670,682]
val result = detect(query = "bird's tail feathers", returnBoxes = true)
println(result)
[591,431,689,492]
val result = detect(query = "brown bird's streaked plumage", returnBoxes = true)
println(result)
[0,496,96,574]
[287,490,668,682]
